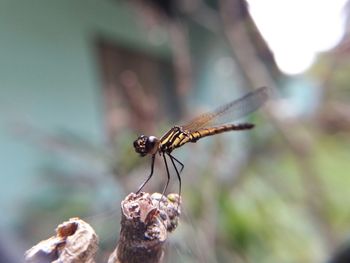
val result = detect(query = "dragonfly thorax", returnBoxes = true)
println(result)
[133,135,160,156]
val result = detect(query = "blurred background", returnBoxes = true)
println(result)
[1,0,350,262]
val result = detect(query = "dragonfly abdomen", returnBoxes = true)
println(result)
[189,123,254,142]
[163,123,255,152]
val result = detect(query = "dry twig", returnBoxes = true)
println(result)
[25,217,98,263]
[108,192,181,263]
[25,192,181,263]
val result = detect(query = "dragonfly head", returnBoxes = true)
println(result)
[133,135,159,156]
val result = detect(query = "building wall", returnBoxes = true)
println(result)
[0,0,171,227]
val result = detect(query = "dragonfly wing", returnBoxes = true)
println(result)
[182,87,269,132]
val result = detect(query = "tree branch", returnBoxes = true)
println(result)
[108,192,181,263]
[24,192,181,263]
[24,217,98,263]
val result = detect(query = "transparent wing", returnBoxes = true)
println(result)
[182,87,269,132]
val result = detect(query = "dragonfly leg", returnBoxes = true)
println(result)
[160,153,171,201]
[169,154,184,173]
[136,154,156,194]
[168,153,182,197]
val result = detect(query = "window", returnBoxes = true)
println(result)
[97,40,179,139]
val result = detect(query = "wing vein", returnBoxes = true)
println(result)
[182,87,269,131]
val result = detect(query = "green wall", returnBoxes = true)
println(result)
[0,0,170,227]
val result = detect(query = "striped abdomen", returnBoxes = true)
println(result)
[160,123,254,153]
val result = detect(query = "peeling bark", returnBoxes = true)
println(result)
[25,192,181,263]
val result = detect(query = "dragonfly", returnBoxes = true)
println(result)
[133,86,269,196]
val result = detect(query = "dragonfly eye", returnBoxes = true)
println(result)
[133,135,147,156]
[148,136,157,143]
[133,135,159,156]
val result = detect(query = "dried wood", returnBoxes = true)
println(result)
[25,192,181,263]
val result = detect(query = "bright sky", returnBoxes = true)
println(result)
[247,0,348,75]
